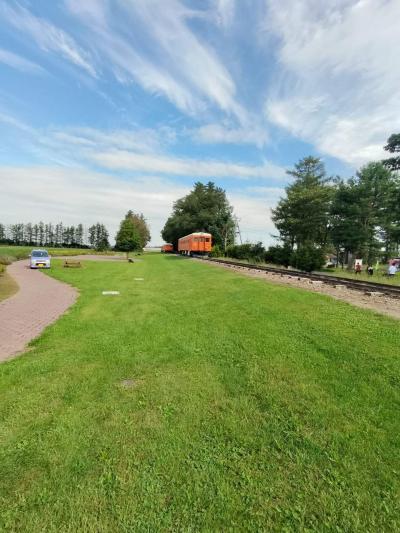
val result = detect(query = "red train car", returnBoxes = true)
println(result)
[178,232,212,255]
[161,243,174,253]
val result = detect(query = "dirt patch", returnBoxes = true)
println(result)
[203,260,400,321]
[120,379,138,389]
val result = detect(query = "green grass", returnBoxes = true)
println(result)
[318,266,400,286]
[1,254,399,531]
[0,246,121,265]
[0,267,18,301]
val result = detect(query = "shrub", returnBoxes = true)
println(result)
[290,244,325,272]
[226,242,265,262]
[264,245,292,267]
[209,244,223,257]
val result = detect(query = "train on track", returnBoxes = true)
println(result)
[161,232,212,256]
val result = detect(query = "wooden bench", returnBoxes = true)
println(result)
[63,259,81,268]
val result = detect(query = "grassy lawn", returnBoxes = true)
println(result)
[0,254,399,531]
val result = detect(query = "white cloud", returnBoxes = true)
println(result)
[0,3,96,76]
[190,122,269,148]
[0,113,285,181]
[0,166,278,245]
[65,0,246,120]
[90,150,286,180]
[228,192,276,245]
[265,0,400,166]
[216,0,236,28]
[0,47,44,73]
[51,126,176,154]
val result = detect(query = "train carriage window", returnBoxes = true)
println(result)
[205,238,210,242]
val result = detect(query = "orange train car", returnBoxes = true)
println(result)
[161,243,174,253]
[178,232,212,255]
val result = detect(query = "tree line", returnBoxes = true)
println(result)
[0,222,91,248]
[270,134,400,270]
[1,211,151,254]
[160,134,400,272]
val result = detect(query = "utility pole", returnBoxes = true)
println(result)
[234,216,242,244]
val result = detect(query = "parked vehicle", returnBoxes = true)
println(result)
[161,243,174,253]
[178,232,212,256]
[30,249,51,269]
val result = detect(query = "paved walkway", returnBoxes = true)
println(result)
[0,260,78,362]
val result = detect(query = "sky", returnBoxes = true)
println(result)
[0,0,399,245]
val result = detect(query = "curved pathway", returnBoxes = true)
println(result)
[0,260,78,362]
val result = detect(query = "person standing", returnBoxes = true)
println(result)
[388,263,397,277]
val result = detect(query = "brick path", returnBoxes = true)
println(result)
[0,260,78,362]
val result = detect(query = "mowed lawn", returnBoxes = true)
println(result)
[1,255,399,531]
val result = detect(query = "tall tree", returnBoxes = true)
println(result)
[382,133,400,172]
[0,223,6,242]
[161,181,235,249]
[355,162,398,262]
[115,213,141,258]
[272,157,333,250]
[126,211,151,248]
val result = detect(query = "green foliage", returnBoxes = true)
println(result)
[226,242,265,262]
[265,244,292,267]
[161,182,235,249]
[383,133,400,171]
[272,157,333,250]
[115,213,142,256]
[1,254,400,530]
[209,244,223,257]
[126,211,151,248]
[290,243,326,272]
[88,223,110,251]
[0,221,94,248]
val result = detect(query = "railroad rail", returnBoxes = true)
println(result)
[194,256,400,299]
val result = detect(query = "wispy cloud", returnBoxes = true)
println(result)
[190,122,269,148]
[0,47,44,73]
[65,0,246,120]
[90,150,286,180]
[264,0,400,165]
[0,2,96,76]
[0,111,285,180]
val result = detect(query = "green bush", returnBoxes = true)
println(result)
[226,242,265,262]
[209,244,223,257]
[290,244,325,272]
[265,245,292,267]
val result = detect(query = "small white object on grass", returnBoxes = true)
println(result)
[102,291,120,295]
[134,278,144,281]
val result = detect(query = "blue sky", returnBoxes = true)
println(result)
[0,0,399,245]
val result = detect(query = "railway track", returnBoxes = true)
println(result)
[195,257,400,299]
